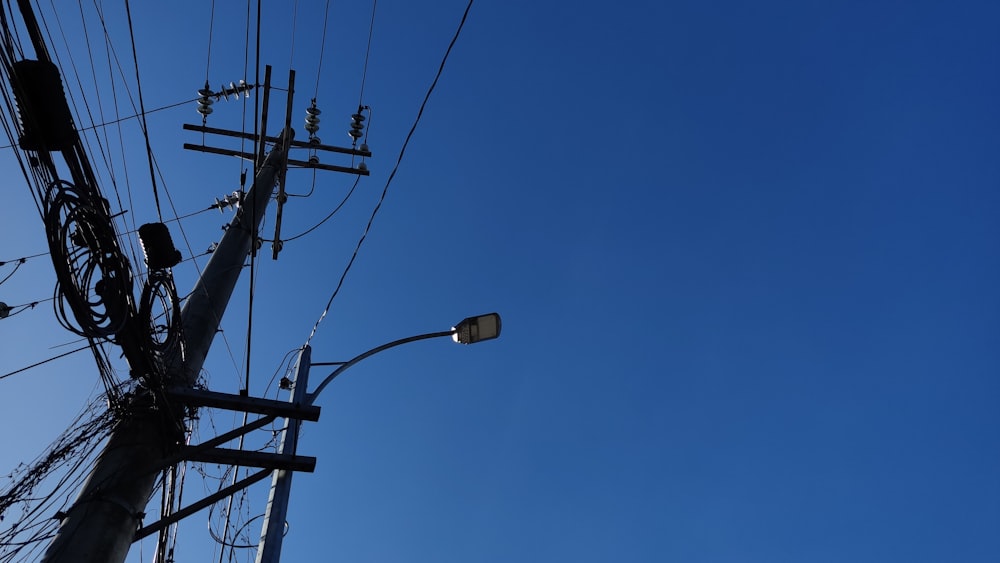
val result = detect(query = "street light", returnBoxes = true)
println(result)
[256,313,501,563]
[307,312,502,403]
[453,312,501,344]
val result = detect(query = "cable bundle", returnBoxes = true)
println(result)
[43,180,134,339]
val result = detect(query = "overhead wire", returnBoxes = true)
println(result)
[205,0,216,83]
[0,6,198,555]
[42,0,145,292]
[0,7,134,396]
[0,251,48,287]
[0,0,479,556]
[305,0,475,345]
[241,0,256,399]
[0,296,55,320]
[145,134,245,383]
[91,0,146,285]
[288,0,299,70]
[0,97,197,150]
[273,0,374,243]
[89,0,245,385]
[217,2,263,558]
[78,0,146,285]
[358,0,378,107]
[8,0,238,421]
[0,251,47,265]
[123,0,162,221]
[252,0,261,172]
[270,175,360,243]
[27,8,140,406]
[42,2,144,322]
[0,344,91,381]
[313,0,331,98]
[44,2,116,189]
[0,391,117,560]
[0,260,22,286]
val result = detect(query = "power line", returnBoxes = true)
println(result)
[270,175,361,244]
[305,0,475,344]
[0,344,91,380]
[123,0,162,221]
[0,251,48,265]
[205,0,216,83]
[0,296,55,319]
[0,98,197,149]
[357,0,378,106]
[313,0,331,98]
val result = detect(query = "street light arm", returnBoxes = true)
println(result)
[306,330,455,404]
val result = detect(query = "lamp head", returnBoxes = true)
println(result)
[452,313,501,345]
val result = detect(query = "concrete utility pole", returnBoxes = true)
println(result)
[255,345,311,563]
[41,131,292,563]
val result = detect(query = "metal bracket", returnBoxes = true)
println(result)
[163,386,320,421]
[134,468,273,541]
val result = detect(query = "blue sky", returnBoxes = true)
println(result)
[0,0,998,561]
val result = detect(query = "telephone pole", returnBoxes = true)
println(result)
[1,2,373,560]
[255,345,311,563]
[41,131,292,563]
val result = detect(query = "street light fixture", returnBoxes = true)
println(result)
[453,312,501,344]
[257,312,502,563]
[307,312,502,403]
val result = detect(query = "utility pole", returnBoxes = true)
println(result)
[256,345,312,563]
[41,131,292,563]
[0,2,371,559]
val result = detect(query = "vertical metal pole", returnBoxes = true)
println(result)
[41,131,293,563]
[256,345,311,563]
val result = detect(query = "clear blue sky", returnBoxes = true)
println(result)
[0,1,997,561]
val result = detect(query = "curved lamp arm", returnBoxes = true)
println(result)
[305,312,501,405]
[306,330,455,405]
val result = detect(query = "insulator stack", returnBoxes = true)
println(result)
[213,191,241,212]
[196,84,214,118]
[305,103,321,138]
[138,223,182,269]
[348,108,366,144]
[196,80,254,118]
[219,79,252,100]
[12,59,78,151]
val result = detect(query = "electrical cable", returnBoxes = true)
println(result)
[205,0,216,83]
[285,167,318,198]
[0,259,27,286]
[238,0,256,431]
[252,0,261,174]
[0,391,115,560]
[0,98,195,150]
[305,0,475,345]
[0,297,55,320]
[139,269,182,354]
[272,175,360,243]
[46,1,115,190]
[288,0,298,70]
[44,179,132,339]
[0,344,91,380]
[0,252,46,268]
[313,0,331,98]
[145,139,246,386]
[357,0,378,106]
[82,0,146,285]
[262,348,301,397]
[213,3,261,558]
[8,5,136,405]
[123,0,163,221]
